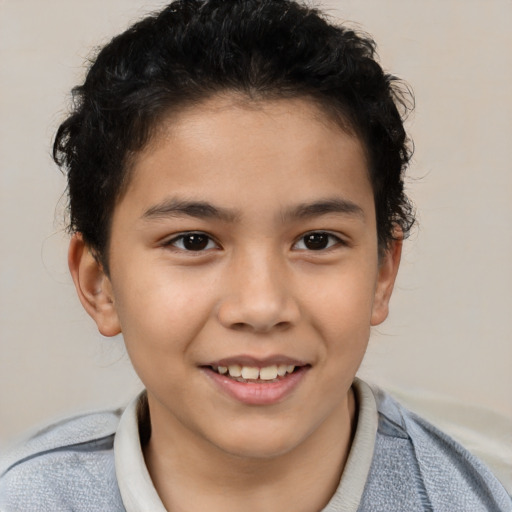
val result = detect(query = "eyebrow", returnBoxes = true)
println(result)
[142,198,239,223]
[283,198,365,222]
[141,197,365,224]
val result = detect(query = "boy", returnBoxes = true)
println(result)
[1,0,510,510]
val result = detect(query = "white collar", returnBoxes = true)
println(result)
[114,378,378,512]
[321,378,379,512]
[114,395,167,512]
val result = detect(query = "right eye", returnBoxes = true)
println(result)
[165,232,219,252]
[292,231,344,251]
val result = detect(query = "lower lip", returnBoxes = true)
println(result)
[202,367,309,405]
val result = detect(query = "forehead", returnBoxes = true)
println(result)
[118,95,374,223]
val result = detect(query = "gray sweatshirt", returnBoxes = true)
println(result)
[1,380,510,511]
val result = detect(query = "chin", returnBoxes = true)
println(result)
[220,441,298,461]
[209,423,306,461]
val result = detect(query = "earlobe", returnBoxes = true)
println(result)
[68,233,121,337]
[370,238,402,326]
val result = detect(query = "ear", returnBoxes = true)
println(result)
[68,233,121,337]
[370,237,402,326]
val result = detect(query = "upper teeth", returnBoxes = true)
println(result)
[216,364,295,380]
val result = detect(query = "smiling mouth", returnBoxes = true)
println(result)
[208,364,300,383]
[203,361,310,405]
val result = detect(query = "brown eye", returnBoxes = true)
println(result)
[293,232,341,251]
[182,234,209,250]
[303,233,329,250]
[167,232,218,251]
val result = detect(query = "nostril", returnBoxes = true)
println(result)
[231,322,248,331]
[217,293,300,333]
[228,320,292,333]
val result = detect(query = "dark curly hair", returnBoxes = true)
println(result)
[53,0,414,268]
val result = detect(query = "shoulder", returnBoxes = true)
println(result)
[0,408,125,512]
[363,385,512,512]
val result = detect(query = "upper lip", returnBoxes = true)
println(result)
[203,355,309,368]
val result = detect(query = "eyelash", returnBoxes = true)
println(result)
[163,231,344,252]
[163,232,220,252]
[292,232,344,251]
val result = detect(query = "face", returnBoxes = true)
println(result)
[71,96,400,461]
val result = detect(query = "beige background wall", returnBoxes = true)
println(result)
[1,0,511,490]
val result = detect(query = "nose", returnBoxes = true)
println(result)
[216,250,300,333]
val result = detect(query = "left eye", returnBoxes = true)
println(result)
[293,232,341,251]
[167,233,218,251]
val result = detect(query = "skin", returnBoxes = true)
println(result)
[69,95,401,512]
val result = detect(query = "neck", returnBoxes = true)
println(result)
[143,389,356,512]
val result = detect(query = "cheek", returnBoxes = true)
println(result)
[302,265,377,328]
[299,264,377,377]
[110,264,216,355]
